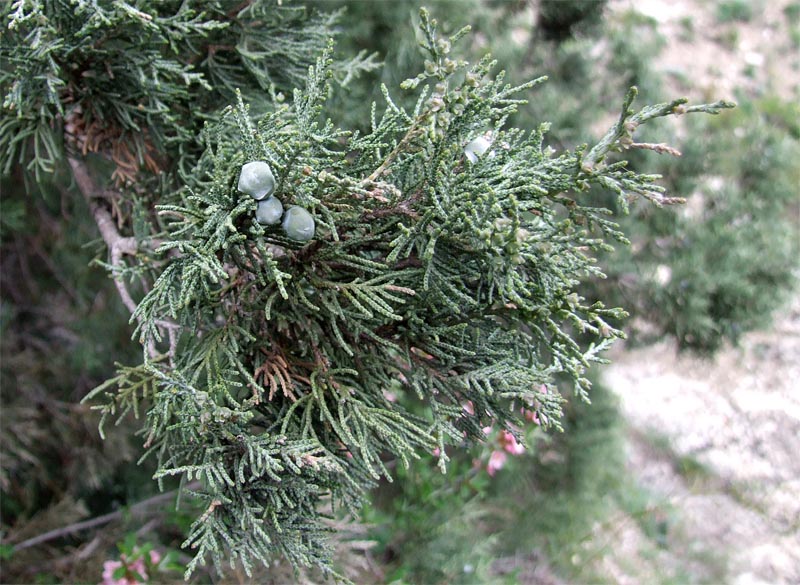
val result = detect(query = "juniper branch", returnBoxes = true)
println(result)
[582,88,735,170]
[66,6,736,579]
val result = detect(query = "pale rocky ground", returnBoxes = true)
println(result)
[601,290,800,584]
[612,0,800,102]
[596,3,800,583]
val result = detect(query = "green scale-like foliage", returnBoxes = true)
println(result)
[0,0,376,182]
[84,12,734,578]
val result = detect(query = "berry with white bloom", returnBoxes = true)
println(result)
[464,136,494,163]
[238,161,276,200]
[255,196,283,226]
[282,206,315,242]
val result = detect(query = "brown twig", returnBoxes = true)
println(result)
[67,156,178,361]
[292,238,324,264]
[226,0,253,19]
[362,198,420,222]
[363,114,429,184]
[393,255,423,270]
[69,157,137,309]
[7,484,198,552]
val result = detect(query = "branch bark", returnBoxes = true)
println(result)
[68,156,179,360]
[7,484,199,552]
[68,157,138,314]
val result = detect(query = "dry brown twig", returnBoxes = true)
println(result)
[67,156,179,361]
[6,484,199,552]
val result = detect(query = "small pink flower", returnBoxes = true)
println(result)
[463,401,475,415]
[128,558,148,582]
[101,557,147,585]
[101,547,162,585]
[382,390,397,402]
[486,450,507,476]
[498,430,524,455]
[102,560,124,585]
[482,425,493,435]
[432,447,441,457]
[521,408,540,424]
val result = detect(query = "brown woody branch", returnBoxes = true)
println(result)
[69,157,138,311]
[6,483,199,552]
[362,198,420,221]
[68,156,178,361]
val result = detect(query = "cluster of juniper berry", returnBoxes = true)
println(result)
[238,161,315,241]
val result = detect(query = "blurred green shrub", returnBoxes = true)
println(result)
[716,0,755,23]
[518,7,800,353]
[487,377,625,582]
[0,171,168,583]
[537,0,607,40]
[596,97,800,352]
[364,450,497,584]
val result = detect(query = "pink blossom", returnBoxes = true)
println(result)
[522,408,541,425]
[101,549,160,585]
[486,450,507,476]
[432,447,441,457]
[102,560,124,585]
[462,401,475,415]
[128,558,148,582]
[498,430,524,455]
[101,557,147,585]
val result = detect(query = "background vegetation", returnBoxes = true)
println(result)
[1,0,797,583]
